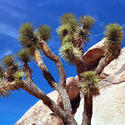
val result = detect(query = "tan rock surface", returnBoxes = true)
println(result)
[102,47,125,76]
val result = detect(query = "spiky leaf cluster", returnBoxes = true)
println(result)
[0,66,5,78]
[104,24,123,60]
[0,86,12,97]
[62,35,73,44]
[6,64,18,82]
[2,55,15,68]
[0,78,12,97]
[59,42,82,65]
[105,23,123,44]
[58,14,95,64]
[80,71,100,97]
[80,16,95,30]
[35,25,51,41]
[17,48,31,63]
[61,13,78,26]
[19,23,38,48]
[14,71,24,84]
[57,24,75,39]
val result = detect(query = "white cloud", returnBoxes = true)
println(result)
[36,0,58,6]
[0,49,13,59]
[0,4,26,19]
[36,1,51,6]
[3,50,13,56]
[0,23,18,39]
[0,0,27,10]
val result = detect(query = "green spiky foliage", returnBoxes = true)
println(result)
[35,25,51,41]
[14,71,24,84]
[80,16,95,42]
[2,55,15,68]
[61,13,78,26]
[0,85,12,97]
[17,48,31,63]
[5,64,18,82]
[57,14,95,64]
[0,77,12,97]
[104,23,123,60]
[62,35,73,44]
[80,71,100,97]
[57,24,75,39]
[2,55,19,82]
[75,27,85,39]
[80,16,95,30]
[59,42,82,65]
[0,66,5,79]
[17,48,32,77]
[19,23,38,48]
[105,24,123,43]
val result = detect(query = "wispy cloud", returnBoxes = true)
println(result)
[3,50,13,56]
[36,0,58,6]
[0,49,13,59]
[0,3,26,19]
[0,23,18,39]
[0,0,27,10]
[36,1,52,6]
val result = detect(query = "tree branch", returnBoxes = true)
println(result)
[33,48,58,89]
[0,79,76,124]
[22,80,77,124]
[0,81,21,92]
[31,49,72,113]
[39,40,66,86]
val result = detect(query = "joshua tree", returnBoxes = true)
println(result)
[80,71,100,125]
[95,23,123,75]
[0,13,124,125]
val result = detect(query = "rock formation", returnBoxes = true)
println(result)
[15,39,125,125]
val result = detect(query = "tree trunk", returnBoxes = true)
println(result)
[76,60,84,75]
[82,96,92,125]
[39,40,66,86]
[33,49,73,114]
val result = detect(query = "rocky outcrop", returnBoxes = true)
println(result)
[102,47,125,76]
[83,38,105,70]
[16,39,125,125]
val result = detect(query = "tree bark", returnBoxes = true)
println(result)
[39,40,66,86]
[82,96,92,125]
[75,60,84,75]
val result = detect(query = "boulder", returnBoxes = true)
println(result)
[102,47,125,76]
[83,38,105,70]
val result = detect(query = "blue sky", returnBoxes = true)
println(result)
[0,0,125,124]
